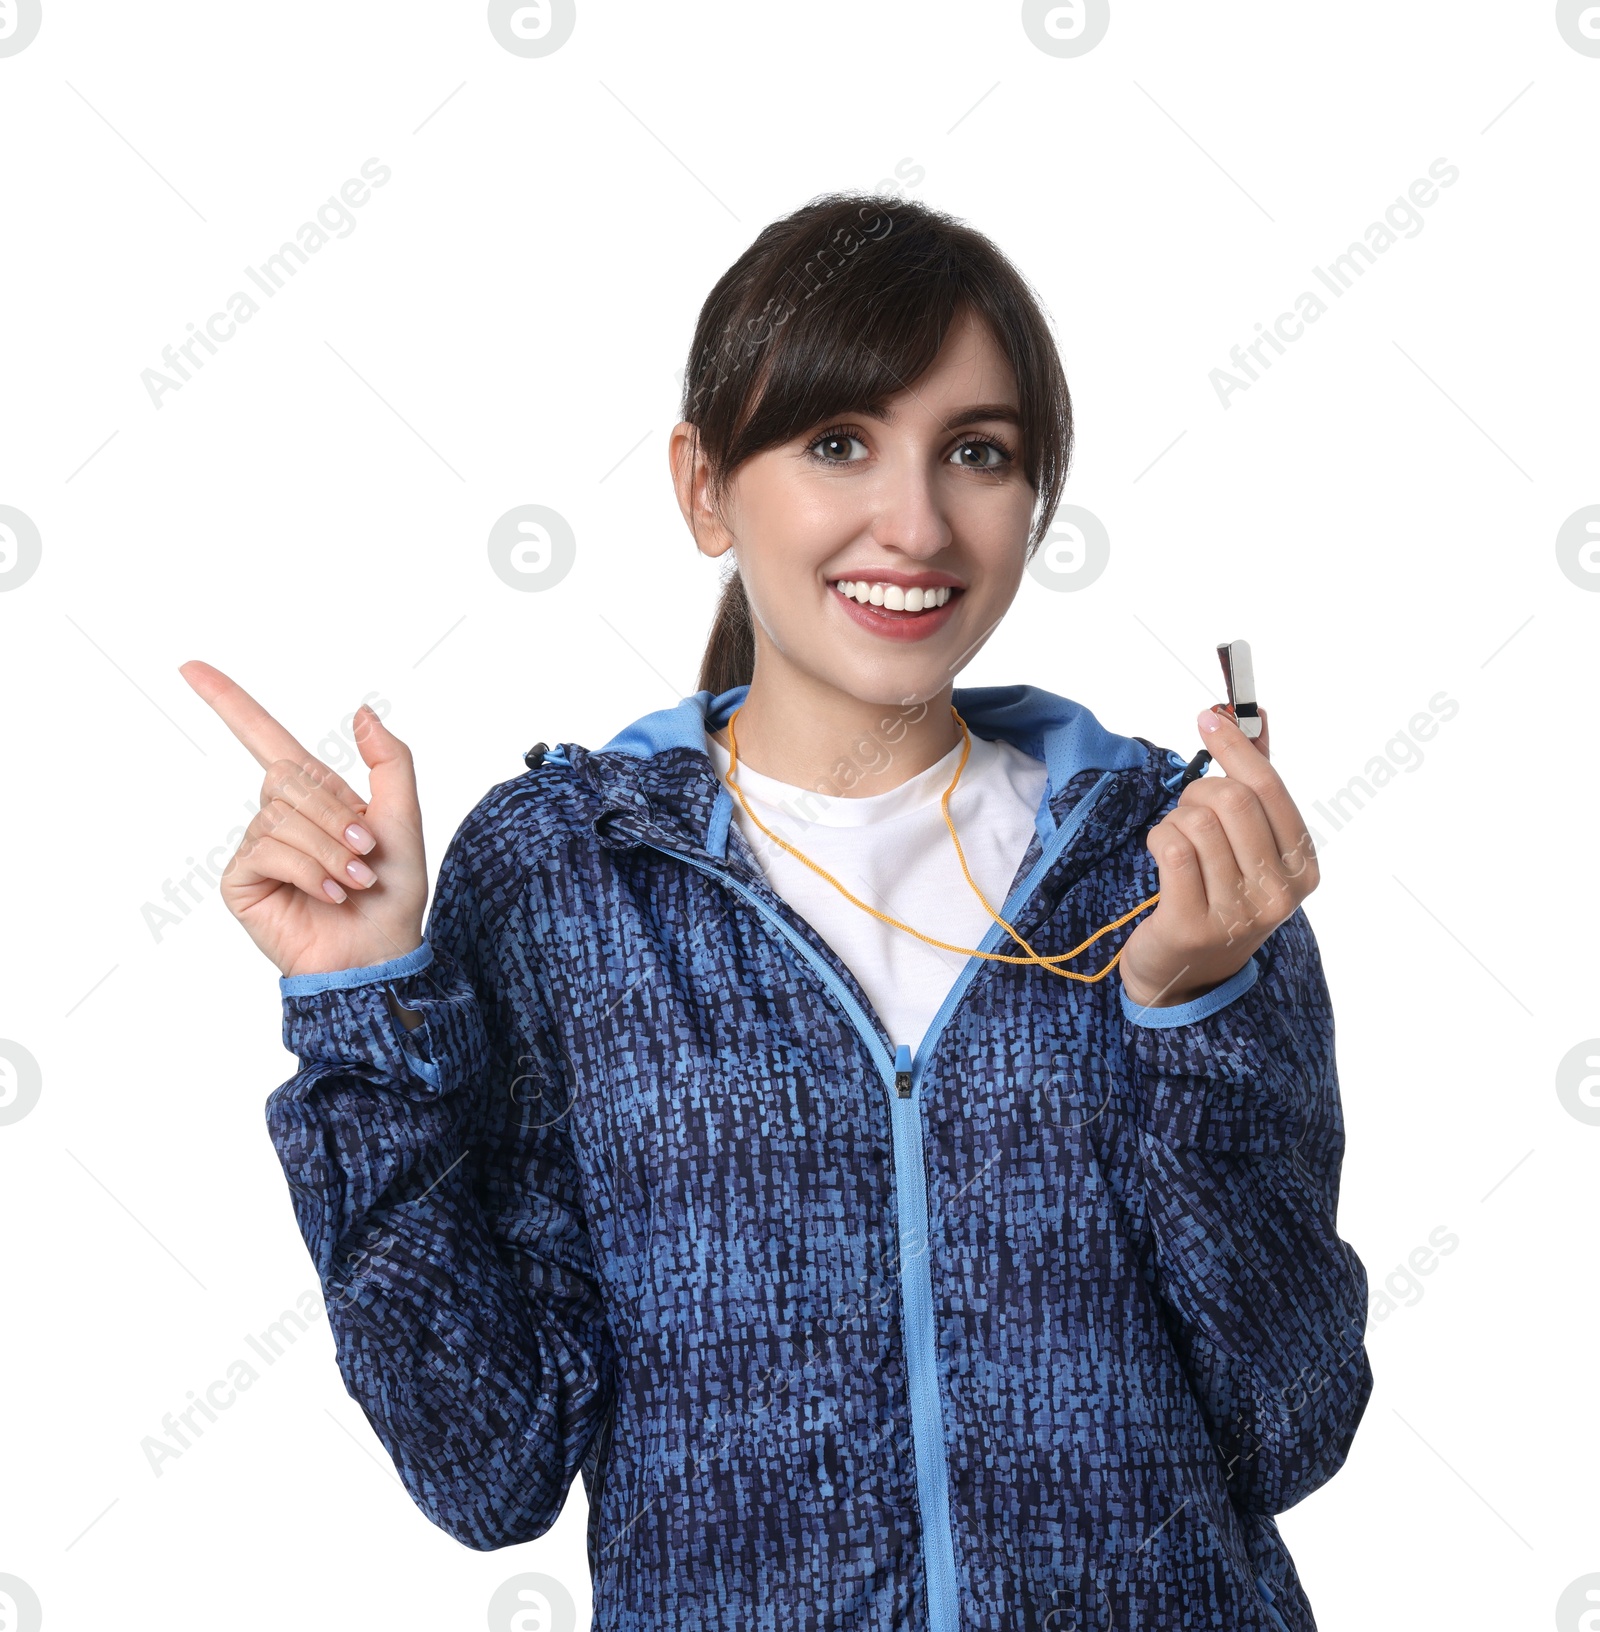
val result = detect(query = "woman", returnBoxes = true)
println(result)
[182,193,1371,1631]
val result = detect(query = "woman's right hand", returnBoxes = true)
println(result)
[179,661,428,979]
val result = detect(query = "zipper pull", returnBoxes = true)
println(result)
[895,1043,913,1099]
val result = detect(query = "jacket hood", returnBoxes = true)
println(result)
[597,682,1153,794]
[548,683,1198,872]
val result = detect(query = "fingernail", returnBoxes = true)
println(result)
[322,879,348,903]
[1198,708,1222,735]
[345,823,374,852]
[346,858,378,887]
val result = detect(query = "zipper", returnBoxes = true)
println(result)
[896,1043,913,1097]
[636,768,1116,1632]
[905,773,1115,1092]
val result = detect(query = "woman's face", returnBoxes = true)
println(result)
[675,305,1037,710]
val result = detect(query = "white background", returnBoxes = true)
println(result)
[2,3,1597,1628]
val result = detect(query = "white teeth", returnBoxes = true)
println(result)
[834,580,952,610]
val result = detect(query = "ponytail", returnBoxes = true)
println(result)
[696,567,755,696]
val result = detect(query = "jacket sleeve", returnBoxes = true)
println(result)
[1121,905,1373,1515]
[264,803,613,1550]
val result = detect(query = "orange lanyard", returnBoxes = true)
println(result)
[721,704,1159,984]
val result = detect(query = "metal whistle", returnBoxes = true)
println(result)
[1176,637,1263,791]
[1217,639,1261,739]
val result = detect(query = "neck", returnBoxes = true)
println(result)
[710,654,961,798]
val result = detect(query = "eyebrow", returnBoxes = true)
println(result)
[846,401,1022,429]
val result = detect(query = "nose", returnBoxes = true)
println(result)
[864,449,954,561]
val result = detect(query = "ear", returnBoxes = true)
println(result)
[669,421,734,560]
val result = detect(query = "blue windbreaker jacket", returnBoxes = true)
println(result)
[267,682,1372,1631]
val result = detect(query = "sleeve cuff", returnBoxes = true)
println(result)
[278,939,488,1100]
[1121,953,1260,1028]
[279,940,433,998]
[1121,950,1306,1154]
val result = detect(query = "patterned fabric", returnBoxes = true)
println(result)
[266,682,1372,1631]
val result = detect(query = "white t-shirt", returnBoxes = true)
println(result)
[704,727,1050,1055]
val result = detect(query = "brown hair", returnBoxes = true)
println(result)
[680,191,1074,696]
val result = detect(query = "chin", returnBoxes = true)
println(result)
[805,658,952,714]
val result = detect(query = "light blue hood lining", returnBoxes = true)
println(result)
[596,682,1164,861]
[601,683,1151,783]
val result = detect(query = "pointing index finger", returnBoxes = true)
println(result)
[179,660,367,810]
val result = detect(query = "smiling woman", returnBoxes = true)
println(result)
[675,195,1070,719]
[188,190,1370,1632]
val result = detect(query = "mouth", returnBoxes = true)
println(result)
[826,575,965,643]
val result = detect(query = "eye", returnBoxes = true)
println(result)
[949,435,1013,470]
[806,426,869,464]
[803,424,1017,469]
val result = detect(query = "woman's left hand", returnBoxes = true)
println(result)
[1117,704,1320,1009]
